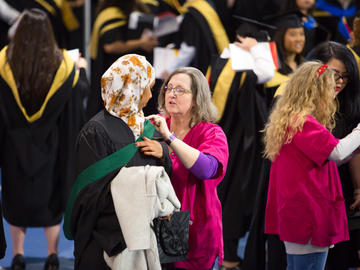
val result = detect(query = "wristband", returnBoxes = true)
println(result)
[165,133,177,145]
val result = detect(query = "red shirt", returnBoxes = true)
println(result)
[265,115,349,246]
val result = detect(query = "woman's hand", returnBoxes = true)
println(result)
[146,115,171,139]
[235,35,258,51]
[350,189,360,210]
[136,137,163,158]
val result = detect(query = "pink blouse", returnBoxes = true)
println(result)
[265,115,349,247]
[166,118,229,270]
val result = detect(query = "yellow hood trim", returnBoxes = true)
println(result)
[0,47,75,123]
[90,7,126,59]
[184,0,229,53]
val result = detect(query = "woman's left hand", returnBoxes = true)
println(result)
[136,137,163,158]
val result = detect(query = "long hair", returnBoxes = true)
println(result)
[263,61,337,161]
[158,67,218,127]
[274,28,304,75]
[306,41,360,136]
[6,9,63,116]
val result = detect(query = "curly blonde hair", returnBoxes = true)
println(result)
[263,61,338,161]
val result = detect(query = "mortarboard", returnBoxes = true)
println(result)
[233,15,277,41]
[264,10,304,30]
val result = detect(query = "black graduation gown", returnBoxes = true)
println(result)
[302,17,330,56]
[210,57,269,240]
[241,70,289,270]
[87,7,127,118]
[0,48,86,227]
[325,118,360,269]
[177,0,229,75]
[6,0,79,49]
[70,110,172,269]
[313,0,360,44]
[232,0,283,22]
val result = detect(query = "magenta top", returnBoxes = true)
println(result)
[166,117,229,270]
[265,115,349,247]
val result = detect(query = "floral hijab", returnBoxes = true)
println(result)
[101,54,155,139]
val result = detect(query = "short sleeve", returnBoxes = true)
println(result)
[292,116,339,167]
[196,124,229,178]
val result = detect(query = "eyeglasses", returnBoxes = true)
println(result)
[334,71,350,84]
[164,85,192,96]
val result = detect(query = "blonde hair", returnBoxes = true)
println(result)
[158,67,218,126]
[263,61,337,161]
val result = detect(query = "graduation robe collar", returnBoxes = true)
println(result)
[35,0,79,31]
[0,46,75,123]
[183,0,229,54]
[162,0,187,14]
[346,44,360,76]
[265,70,290,89]
[212,59,246,121]
[90,7,126,59]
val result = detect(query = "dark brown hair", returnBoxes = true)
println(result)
[6,9,63,115]
[274,28,304,75]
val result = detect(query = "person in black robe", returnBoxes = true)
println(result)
[240,14,306,270]
[305,42,360,270]
[87,0,158,119]
[313,0,360,44]
[64,54,172,270]
[5,0,80,49]
[263,13,305,108]
[0,9,87,270]
[212,22,274,270]
[281,0,330,56]
[162,0,229,77]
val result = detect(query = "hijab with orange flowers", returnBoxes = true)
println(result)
[101,54,155,139]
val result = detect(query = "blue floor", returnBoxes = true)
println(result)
[0,218,74,269]
[0,167,74,269]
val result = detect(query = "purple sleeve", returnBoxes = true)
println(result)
[189,152,219,180]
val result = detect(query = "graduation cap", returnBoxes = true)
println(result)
[233,15,277,42]
[264,10,304,30]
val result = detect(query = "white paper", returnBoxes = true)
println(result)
[153,14,179,37]
[229,42,275,71]
[67,48,80,63]
[153,47,178,79]
[128,11,155,30]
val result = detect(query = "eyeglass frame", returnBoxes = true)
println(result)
[329,69,350,83]
[164,85,192,96]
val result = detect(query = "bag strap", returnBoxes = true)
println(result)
[63,119,155,239]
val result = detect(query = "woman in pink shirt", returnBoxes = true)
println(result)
[137,67,229,270]
[263,61,360,270]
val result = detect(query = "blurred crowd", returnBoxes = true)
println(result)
[1,0,360,270]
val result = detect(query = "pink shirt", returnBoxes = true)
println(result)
[265,115,349,247]
[166,118,229,270]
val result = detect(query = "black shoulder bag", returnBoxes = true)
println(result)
[153,210,190,264]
